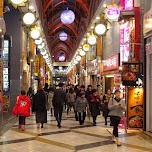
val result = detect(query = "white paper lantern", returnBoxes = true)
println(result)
[40,49,47,55]
[95,24,106,35]
[59,32,68,41]
[11,0,24,4]
[76,55,81,61]
[106,6,120,20]
[59,66,63,70]
[74,60,78,64]
[23,12,35,25]
[60,9,75,24]
[79,50,86,56]
[30,29,40,39]
[38,43,45,49]
[88,35,97,45]
[35,37,42,45]
[83,44,90,52]
[43,53,49,59]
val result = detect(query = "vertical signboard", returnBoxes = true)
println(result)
[127,87,143,128]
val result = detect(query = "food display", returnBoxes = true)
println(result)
[128,116,143,128]
[123,72,136,81]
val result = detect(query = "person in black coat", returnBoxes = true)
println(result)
[33,85,47,128]
[85,85,93,102]
[53,82,66,128]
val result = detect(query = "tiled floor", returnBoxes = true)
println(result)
[0,112,152,152]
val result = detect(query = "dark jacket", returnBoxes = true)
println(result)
[33,90,47,112]
[53,88,66,110]
[89,95,101,117]
[85,90,92,101]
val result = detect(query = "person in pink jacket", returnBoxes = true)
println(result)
[13,90,31,131]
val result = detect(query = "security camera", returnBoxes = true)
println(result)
[4,6,10,14]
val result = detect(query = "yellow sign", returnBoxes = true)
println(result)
[34,56,39,76]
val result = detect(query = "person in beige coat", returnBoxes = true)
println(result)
[48,87,54,116]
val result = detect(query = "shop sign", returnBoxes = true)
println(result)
[145,42,152,55]
[34,56,39,75]
[124,0,134,10]
[143,8,152,35]
[106,6,120,21]
[122,62,143,86]
[102,54,119,71]
[114,74,122,85]
[127,87,143,128]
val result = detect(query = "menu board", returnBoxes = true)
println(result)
[122,62,143,86]
[127,87,143,128]
[3,40,9,91]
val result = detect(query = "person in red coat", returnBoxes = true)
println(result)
[12,90,31,131]
[89,89,101,126]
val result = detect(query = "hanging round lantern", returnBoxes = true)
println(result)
[38,43,45,49]
[88,35,97,45]
[74,60,78,64]
[83,44,90,52]
[59,32,68,41]
[11,0,24,4]
[40,49,47,55]
[95,24,107,35]
[79,50,86,56]
[35,37,42,45]
[30,29,40,39]
[106,6,120,20]
[60,9,75,24]
[23,12,35,25]
[76,55,81,61]
[43,53,49,59]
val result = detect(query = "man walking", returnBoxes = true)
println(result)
[53,82,66,128]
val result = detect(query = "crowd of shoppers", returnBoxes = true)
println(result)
[12,83,126,146]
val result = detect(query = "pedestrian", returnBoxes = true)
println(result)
[27,87,34,110]
[48,86,54,116]
[52,82,66,128]
[108,89,126,146]
[66,87,76,115]
[103,89,113,125]
[43,83,49,93]
[89,89,101,126]
[12,90,31,131]
[33,85,47,129]
[75,91,88,125]
[85,85,93,102]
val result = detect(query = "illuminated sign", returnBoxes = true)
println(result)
[106,7,120,20]
[102,54,119,71]
[124,0,134,10]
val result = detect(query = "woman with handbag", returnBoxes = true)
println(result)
[12,90,31,131]
[108,90,126,146]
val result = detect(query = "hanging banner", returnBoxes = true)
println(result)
[34,56,39,76]
[127,87,143,128]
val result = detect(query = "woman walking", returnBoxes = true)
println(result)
[89,89,101,126]
[48,87,54,116]
[66,87,76,115]
[12,90,31,131]
[33,85,47,128]
[103,89,113,125]
[108,90,126,146]
[75,91,88,125]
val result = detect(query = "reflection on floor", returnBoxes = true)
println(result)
[0,112,152,152]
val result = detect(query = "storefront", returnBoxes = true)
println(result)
[143,3,152,131]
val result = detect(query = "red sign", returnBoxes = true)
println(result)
[103,54,119,71]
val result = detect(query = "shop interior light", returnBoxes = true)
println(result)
[35,37,42,45]
[38,43,45,49]
[88,35,97,45]
[76,55,81,61]
[30,29,40,39]
[60,9,75,24]
[83,44,90,52]
[95,23,107,35]
[79,49,86,56]
[23,12,36,25]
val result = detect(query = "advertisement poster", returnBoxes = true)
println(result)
[114,74,122,85]
[127,87,143,128]
[3,95,10,112]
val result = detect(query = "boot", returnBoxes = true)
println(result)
[115,137,121,146]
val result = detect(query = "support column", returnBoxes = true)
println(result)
[0,0,6,136]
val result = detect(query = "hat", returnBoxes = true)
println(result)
[80,91,85,96]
